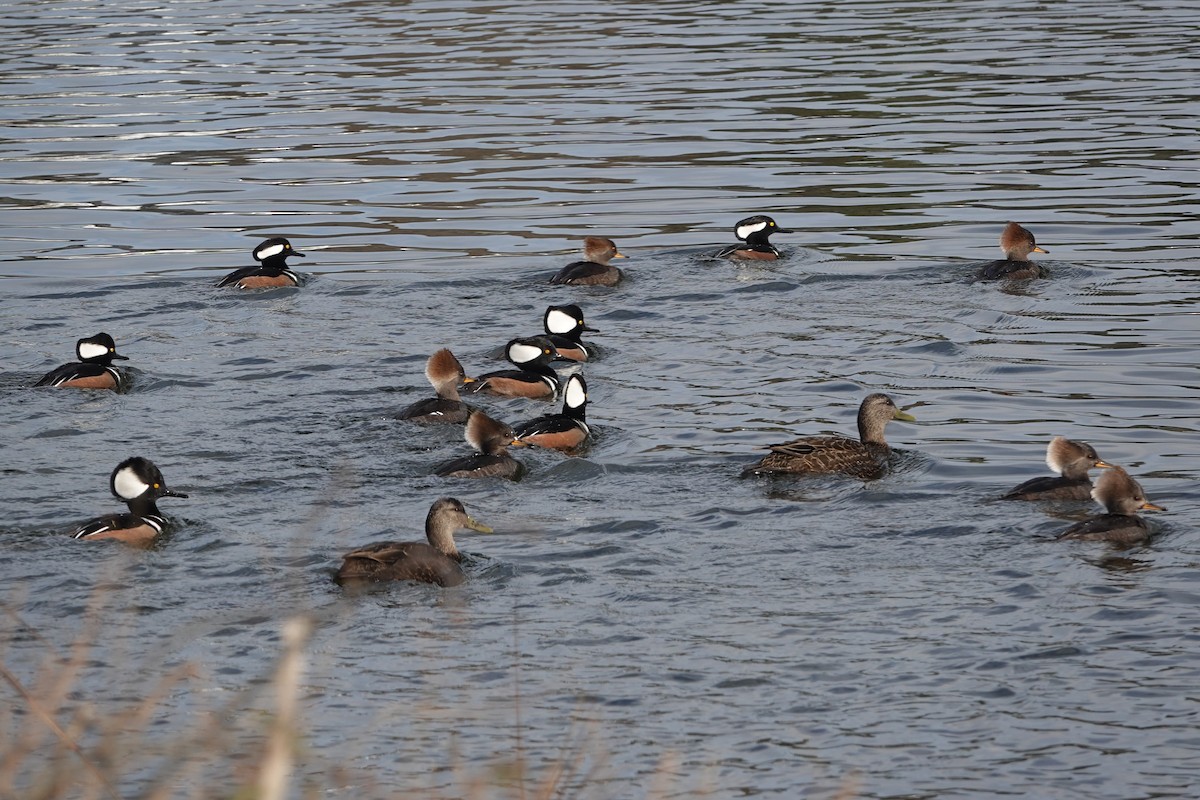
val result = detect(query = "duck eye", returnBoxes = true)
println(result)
[153,483,160,489]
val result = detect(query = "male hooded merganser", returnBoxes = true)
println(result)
[742,393,916,481]
[542,304,597,362]
[396,348,477,424]
[335,497,493,587]
[716,215,792,260]
[1057,466,1165,546]
[73,457,188,546]
[216,237,305,288]
[34,332,129,392]
[548,237,627,286]
[511,374,590,452]
[434,411,525,480]
[1001,437,1113,501]
[467,337,560,399]
[977,222,1048,280]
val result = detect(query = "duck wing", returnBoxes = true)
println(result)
[745,436,887,480]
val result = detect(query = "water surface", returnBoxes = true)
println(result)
[2,1,1199,797]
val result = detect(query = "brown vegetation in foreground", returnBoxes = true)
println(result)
[1,582,855,800]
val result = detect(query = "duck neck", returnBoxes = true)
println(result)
[1058,463,1089,480]
[743,233,778,254]
[520,360,558,380]
[126,494,162,519]
[482,436,510,457]
[425,515,461,559]
[435,381,461,402]
[857,413,888,447]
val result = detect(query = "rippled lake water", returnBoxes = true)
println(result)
[3,1,1199,797]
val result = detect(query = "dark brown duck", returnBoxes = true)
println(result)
[977,222,1048,280]
[548,237,627,286]
[434,411,524,480]
[396,348,477,424]
[742,393,916,481]
[1057,466,1165,546]
[1001,436,1113,501]
[335,498,493,587]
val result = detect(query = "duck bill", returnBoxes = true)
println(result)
[612,252,628,259]
[1140,501,1166,512]
[509,438,531,448]
[775,228,794,234]
[111,353,130,361]
[465,517,494,534]
[1033,246,1048,254]
[581,324,599,332]
[161,489,189,499]
[893,410,917,422]
[1094,460,1115,469]
[292,251,307,258]
[461,376,477,384]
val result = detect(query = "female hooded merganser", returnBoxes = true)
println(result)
[548,237,627,286]
[511,374,590,452]
[542,304,597,362]
[742,393,916,481]
[716,215,792,260]
[1001,437,1113,501]
[396,348,477,424]
[73,457,188,546]
[216,237,305,288]
[335,497,493,587]
[467,337,560,399]
[34,332,129,392]
[1057,466,1165,546]
[434,411,525,480]
[977,222,1048,280]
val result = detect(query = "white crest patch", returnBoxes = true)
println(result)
[113,466,151,500]
[564,376,586,409]
[736,221,769,240]
[546,308,578,335]
[78,341,109,360]
[1045,437,1066,473]
[509,342,544,364]
[256,243,285,260]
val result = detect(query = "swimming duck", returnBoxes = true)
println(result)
[396,348,477,424]
[742,393,916,480]
[1057,466,1164,546]
[977,222,1048,280]
[73,457,188,546]
[548,237,627,286]
[511,374,590,451]
[542,304,597,362]
[716,215,792,260]
[335,498,493,587]
[467,337,560,399]
[434,411,524,480]
[34,332,129,391]
[216,237,305,288]
[1001,437,1113,501]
